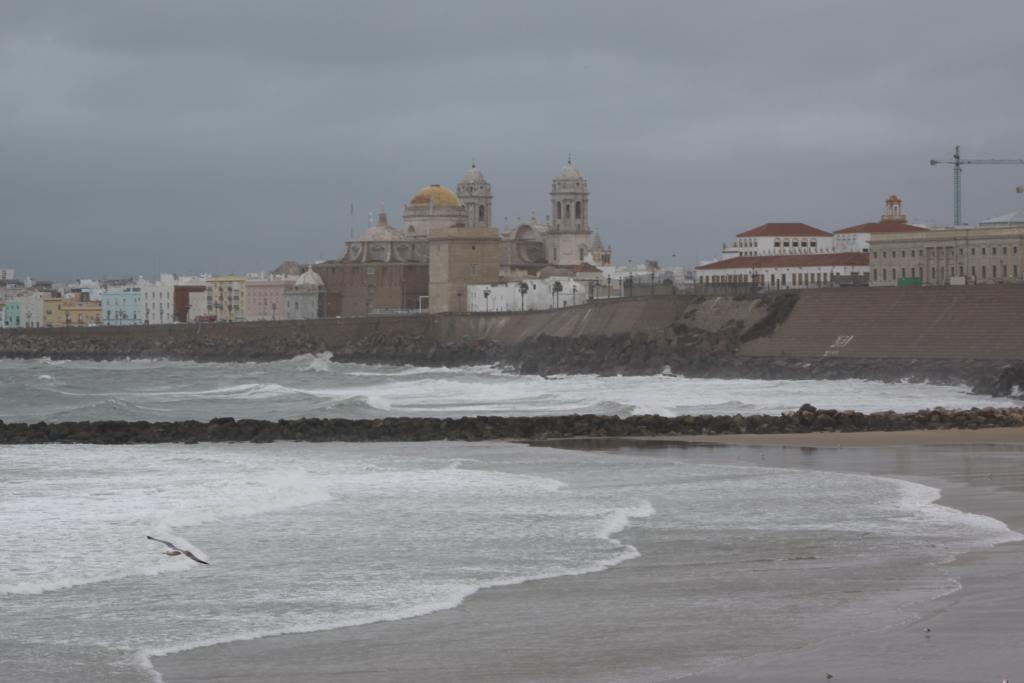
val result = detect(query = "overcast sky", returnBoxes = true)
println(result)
[3,1,1023,280]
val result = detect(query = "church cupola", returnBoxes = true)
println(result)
[550,156,589,234]
[881,194,907,223]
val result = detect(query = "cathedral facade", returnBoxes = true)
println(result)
[317,160,613,316]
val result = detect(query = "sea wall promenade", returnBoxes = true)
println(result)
[3,286,1024,394]
[2,405,1022,444]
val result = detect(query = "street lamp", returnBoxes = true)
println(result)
[519,282,529,311]
[483,288,491,312]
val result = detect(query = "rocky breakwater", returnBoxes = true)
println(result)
[3,405,1024,445]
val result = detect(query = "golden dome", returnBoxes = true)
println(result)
[409,184,460,208]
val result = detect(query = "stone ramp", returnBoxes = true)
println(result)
[739,285,1024,360]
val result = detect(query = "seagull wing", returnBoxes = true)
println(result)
[182,550,210,565]
[147,535,181,552]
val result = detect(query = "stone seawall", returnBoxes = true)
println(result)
[2,405,1021,444]
[0,294,774,365]
[3,289,1024,395]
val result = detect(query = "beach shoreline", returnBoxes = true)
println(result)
[155,431,1024,682]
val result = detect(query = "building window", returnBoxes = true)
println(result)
[1003,246,1008,255]
[971,248,976,255]
[556,203,562,219]
[982,266,987,278]
[982,247,987,255]
[901,268,906,278]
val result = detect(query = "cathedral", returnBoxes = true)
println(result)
[315,160,612,316]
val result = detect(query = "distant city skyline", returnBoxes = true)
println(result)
[3,0,1023,280]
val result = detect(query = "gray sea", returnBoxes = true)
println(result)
[0,354,1017,422]
[2,358,1021,682]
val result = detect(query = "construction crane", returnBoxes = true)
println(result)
[930,146,1024,225]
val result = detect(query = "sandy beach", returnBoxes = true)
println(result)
[156,430,1024,682]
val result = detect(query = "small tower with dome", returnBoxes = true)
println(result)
[544,158,596,267]
[550,157,589,234]
[456,162,492,229]
[881,194,907,223]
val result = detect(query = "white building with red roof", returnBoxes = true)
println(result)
[696,252,869,289]
[700,195,931,290]
[832,195,929,253]
[725,222,834,258]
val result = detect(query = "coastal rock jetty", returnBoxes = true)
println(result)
[3,405,1023,445]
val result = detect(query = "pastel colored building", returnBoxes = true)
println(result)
[4,297,24,328]
[101,288,144,326]
[64,299,102,326]
[8,293,45,328]
[1,301,16,329]
[140,278,174,325]
[43,296,102,327]
[245,278,294,321]
[206,276,246,322]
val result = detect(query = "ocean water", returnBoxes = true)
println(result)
[2,441,1019,682]
[0,354,1017,422]
[3,357,1022,681]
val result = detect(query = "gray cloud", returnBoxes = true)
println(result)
[2,0,1023,279]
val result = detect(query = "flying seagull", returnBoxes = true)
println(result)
[147,535,210,565]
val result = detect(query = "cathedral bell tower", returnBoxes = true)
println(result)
[550,157,589,234]
[456,162,493,229]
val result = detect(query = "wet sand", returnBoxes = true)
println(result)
[156,432,1024,682]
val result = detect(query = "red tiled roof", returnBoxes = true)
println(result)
[696,253,869,270]
[736,222,831,238]
[832,222,929,235]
